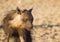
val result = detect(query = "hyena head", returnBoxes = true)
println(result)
[4,7,33,30]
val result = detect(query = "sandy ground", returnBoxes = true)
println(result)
[0,0,60,42]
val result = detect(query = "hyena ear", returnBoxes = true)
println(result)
[16,7,21,14]
[29,8,33,13]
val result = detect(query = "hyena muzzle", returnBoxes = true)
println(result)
[3,7,33,42]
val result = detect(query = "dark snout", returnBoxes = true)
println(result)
[26,24,33,31]
[30,24,33,29]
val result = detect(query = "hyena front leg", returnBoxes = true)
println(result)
[19,36,24,42]
[17,29,25,42]
[7,33,15,42]
[6,33,10,42]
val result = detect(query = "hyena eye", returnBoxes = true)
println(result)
[23,19,28,22]
[25,19,29,22]
[26,19,29,21]
[9,17,13,20]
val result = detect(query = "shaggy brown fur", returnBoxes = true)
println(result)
[3,7,33,42]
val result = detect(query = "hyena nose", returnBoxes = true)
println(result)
[30,25,33,29]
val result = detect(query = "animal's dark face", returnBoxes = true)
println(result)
[8,7,33,30]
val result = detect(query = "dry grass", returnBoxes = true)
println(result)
[0,0,60,42]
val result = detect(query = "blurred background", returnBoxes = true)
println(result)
[0,0,60,42]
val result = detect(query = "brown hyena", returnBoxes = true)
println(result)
[3,7,33,42]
